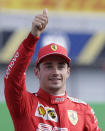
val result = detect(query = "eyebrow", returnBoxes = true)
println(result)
[43,62,66,65]
[43,62,52,65]
[58,62,66,65]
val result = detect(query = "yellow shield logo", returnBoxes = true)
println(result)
[67,110,78,125]
[38,106,46,116]
[47,108,57,119]
[51,45,57,51]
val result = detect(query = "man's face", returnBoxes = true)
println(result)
[35,55,70,94]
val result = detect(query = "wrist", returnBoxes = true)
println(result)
[31,30,40,37]
[29,32,40,40]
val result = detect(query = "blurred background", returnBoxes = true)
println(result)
[0,0,105,130]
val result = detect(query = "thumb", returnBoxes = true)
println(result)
[43,8,48,17]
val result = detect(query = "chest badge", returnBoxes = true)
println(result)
[47,108,57,119]
[35,102,58,122]
[67,110,78,125]
[38,106,46,117]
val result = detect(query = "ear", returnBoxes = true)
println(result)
[34,67,40,79]
[67,67,70,78]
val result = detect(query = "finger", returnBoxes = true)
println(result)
[35,22,42,30]
[36,16,47,22]
[35,16,48,26]
[43,8,48,17]
[35,14,43,18]
[35,20,45,28]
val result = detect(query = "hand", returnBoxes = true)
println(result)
[31,8,48,37]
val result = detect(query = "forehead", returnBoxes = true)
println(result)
[40,55,67,64]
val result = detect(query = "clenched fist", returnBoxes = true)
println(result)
[31,8,48,37]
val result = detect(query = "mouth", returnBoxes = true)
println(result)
[49,78,61,81]
[48,78,62,83]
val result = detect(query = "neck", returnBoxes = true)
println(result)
[40,86,66,96]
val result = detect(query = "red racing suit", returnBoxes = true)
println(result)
[4,33,101,131]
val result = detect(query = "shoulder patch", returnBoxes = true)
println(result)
[68,96,87,105]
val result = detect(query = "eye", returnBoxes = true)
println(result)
[45,65,53,69]
[58,65,65,69]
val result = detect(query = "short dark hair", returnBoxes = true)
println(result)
[36,63,40,70]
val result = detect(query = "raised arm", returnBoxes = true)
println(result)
[5,8,48,80]
[4,9,48,118]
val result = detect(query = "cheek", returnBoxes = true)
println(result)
[39,71,49,80]
[62,71,70,80]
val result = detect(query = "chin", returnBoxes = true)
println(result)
[49,84,62,89]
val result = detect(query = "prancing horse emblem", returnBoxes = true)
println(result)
[67,110,78,125]
[51,44,57,51]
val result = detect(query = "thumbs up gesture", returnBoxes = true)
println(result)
[31,8,48,37]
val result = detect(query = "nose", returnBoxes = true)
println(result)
[52,66,59,75]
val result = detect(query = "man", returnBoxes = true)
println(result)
[4,8,101,131]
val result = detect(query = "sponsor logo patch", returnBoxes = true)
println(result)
[38,106,46,117]
[35,102,58,122]
[67,110,78,125]
[37,123,68,131]
[5,51,19,79]
[47,108,57,119]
